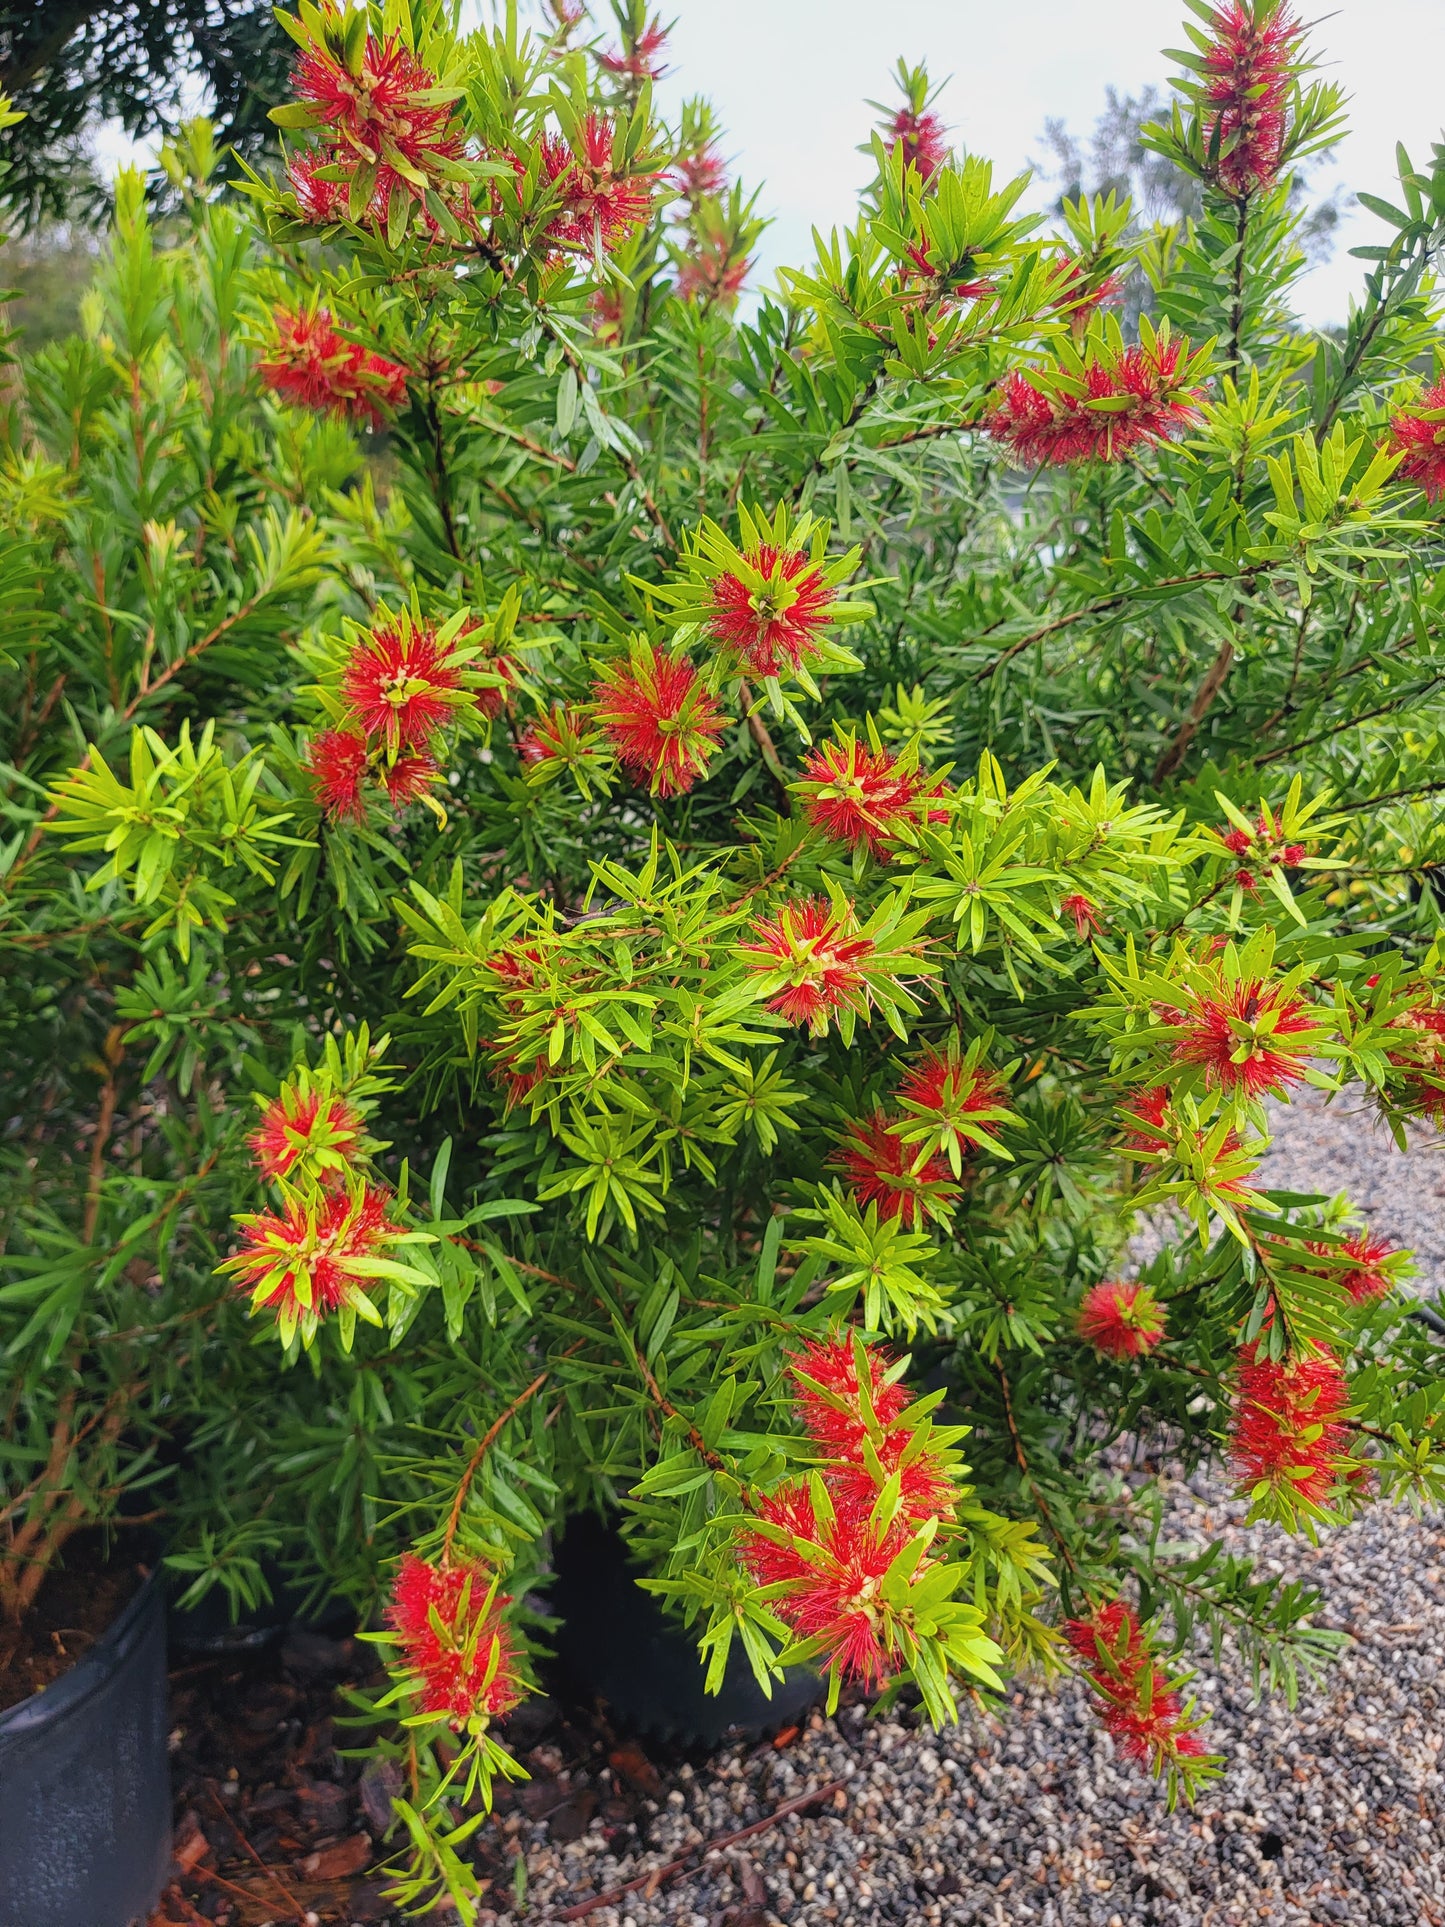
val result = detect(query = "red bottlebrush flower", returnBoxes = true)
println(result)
[1065,1602,1209,1772]
[787,1334,955,1523]
[1050,257,1125,321]
[1390,375,1445,503]
[1215,813,1309,887]
[1077,1278,1167,1360]
[291,32,467,217]
[387,1554,524,1728]
[1382,990,1445,1122]
[1198,2,1303,197]
[476,655,522,721]
[597,19,668,79]
[706,542,838,679]
[671,146,727,202]
[901,236,993,304]
[488,1047,547,1112]
[1060,892,1102,940]
[544,112,661,252]
[675,237,751,306]
[741,897,877,1037]
[1230,1343,1349,1506]
[286,149,350,223]
[1308,1233,1396,1304]
[1118,1084,1172,1153]
[306,728,370,823]
[1165,973,1317,1099]
[895,1041,1008,1158]
[989,339,1201,467]
[259,307,408,424]
[833,1110,962,1229]
[248,1085,365,1186]
[741,1483,908,1686]
[223,1184,394,1338]
[484,943,549,1009]
[342,617,464,752]
[787,1333,911,1452]
[516,706,573,768]
[798,737,918,853]
[591,643,725,797]
[382,750,440,808]
[887,106,949,180]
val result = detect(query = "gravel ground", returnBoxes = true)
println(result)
[497,1089,1445,1927]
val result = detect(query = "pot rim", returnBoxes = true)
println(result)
[0,1560,162,1742]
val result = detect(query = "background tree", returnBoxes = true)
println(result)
[0,0,294,222]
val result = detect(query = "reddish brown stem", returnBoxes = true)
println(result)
[439,1370,550,1566]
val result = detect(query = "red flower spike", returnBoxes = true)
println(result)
[543,112,661,252]
[1213,813,1310,890]
[1391,375,1445,502]
[787,1334,910,1451]
[1230,1344,1349,1506]
[833,1110,962,1229]
[797,737,921,853]
[597,19,668,79]
[786,1334,955,1523]
[306,727,370,822]
[488,1047,547,1112]
[676,238,751,307]
[1308,1233,1396,1304]
[592,643,725,797]
[1077,1279,1167,1360]
[671,146,727,202]
[387,1554,524,1729]
[895,1042,1007,1156]
[382,750,441,809]
[291,32,467,220]
[1060,892,1102,940]
[888,106,950,180]
[260,307,409,425]
[707,542,838,679]
[1050,257,1125,322]
[989,338,1201,467]
[740,1484,909,1687]
[1198,3,1304,197]
[1165,974,1317,1099]
[1382,990,1445,1122]
[341,617,465,753]
[1118,1084,1172,1153]
[1065,1602,1209,1773]
[224,1184,394,1335]
[741,897,877,1036]
[248,1086,365,1186]
[286,150,349,224]
[902,236,994,305]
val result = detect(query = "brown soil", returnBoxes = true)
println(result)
[0,1530,148,1713]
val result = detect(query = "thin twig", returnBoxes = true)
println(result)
[555,1779,847,1921]
[206,1786,309,1925]
[440,1370,550,1565]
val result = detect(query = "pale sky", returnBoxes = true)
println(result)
[648,0,1445,327]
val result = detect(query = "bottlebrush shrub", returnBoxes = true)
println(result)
[5,2,1445,1917]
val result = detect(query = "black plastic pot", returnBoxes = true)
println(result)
[0,1564,171,1927]
[549,1513,822,1745]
